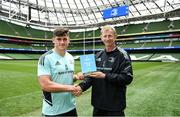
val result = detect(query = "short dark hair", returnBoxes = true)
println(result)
[53,27,69,37]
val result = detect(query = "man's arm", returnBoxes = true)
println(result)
[105,57,133,85]
[74,72,93,92]
[73,74,84,81]
[38,75,78,92]
[78,77,93,91]
[89,58,133,85]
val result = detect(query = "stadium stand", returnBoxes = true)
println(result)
[0,20,52,39]
[1,19,179,40]
[0,1,180,116]
[0,19,180,61]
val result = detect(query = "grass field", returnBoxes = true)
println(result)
[0,60,180,116]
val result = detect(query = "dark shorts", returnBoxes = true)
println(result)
[93,107,125,117]
[43,108,77,117]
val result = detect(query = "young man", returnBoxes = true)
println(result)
[37,27,81,116]
[77,25,133,116]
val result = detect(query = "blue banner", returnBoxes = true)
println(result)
[103,5,129,19]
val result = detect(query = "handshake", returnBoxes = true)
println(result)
[70,71,106,97]
[70,72,84,97]
[70,84,82,97]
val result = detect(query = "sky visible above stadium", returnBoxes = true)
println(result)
[0,0,179,29]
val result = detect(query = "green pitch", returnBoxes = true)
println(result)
[0,60,179,116]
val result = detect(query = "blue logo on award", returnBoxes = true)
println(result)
[80,54,97,73]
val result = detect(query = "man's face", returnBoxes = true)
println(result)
[101,29,116,47]
[53,35,70,51]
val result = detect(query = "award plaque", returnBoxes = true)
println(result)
[80,54,97,74]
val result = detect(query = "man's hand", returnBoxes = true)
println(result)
[72,84,82,96]
[74,72,84,80]
[89,71,105,79]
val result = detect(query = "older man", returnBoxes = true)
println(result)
[77,25,133,116]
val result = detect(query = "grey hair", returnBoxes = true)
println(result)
[101,25,117,36]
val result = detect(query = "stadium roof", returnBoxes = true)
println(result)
[0,0,180,29]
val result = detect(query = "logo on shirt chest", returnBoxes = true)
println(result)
[96,58,101,62]
[55,61,61,66]
[108,57,115,63]
[55,61,69,70]
[55,61,68,71]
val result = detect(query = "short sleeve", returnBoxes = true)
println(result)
[38,56,51,77]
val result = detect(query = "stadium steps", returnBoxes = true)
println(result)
[8,22,29,37]
[0,43,22,48]
[0,44,3,48]
[125,23,147,34]
[120,43,142,48]
[148,20,170,32]
[0,20,15,35]
[6,22,20,36]
[141,42,146,48]
[5,53,33,59]
[130,53,180,61]
[130,53,154,60]
[25,54,41,59]
[0,53,12,59]
[150,53,180,61]
[32,46,46,50]
[3,53,16,59]
[169,40,173,47]
[1,19,180,39]
[0,43,32,49]
[173,20,180,29]
[115,25,126,35]
[143,41,169,47]
[171,41,180,46]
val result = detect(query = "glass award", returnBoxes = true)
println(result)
[80,54,97,76]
